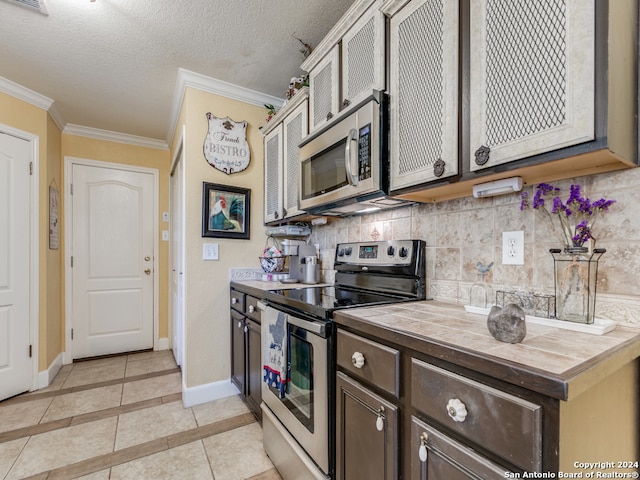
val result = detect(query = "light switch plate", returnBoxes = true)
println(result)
[502,231,524,265]
[203,243,219,260]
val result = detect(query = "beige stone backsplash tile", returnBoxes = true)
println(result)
[597,242,640,295]
[460,207,494,245]
[434,248,461,281]
[435,211,461,245]
[461,245,495,282]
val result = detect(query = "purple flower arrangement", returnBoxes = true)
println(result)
[520,183,616,248]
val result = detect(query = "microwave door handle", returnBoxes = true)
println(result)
[344,128,359,186]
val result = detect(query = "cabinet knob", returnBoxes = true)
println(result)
[231,298,237,304]
[244,325,248,333]
[351,351,365,369]
[342,99,351,108]
[376,407,385,432]
[326,112,334,121]
[419,433,429,463]
[237,321,242,329]
[446,398,468,422]
[248,305,255,313]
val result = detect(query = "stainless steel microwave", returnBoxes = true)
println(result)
[298,91,409,216]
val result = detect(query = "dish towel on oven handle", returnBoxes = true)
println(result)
[263,306,288,398]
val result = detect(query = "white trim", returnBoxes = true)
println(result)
[64,156,160,360]
[0,75,54,111]
[38,352,64,389]
[157,337,170,351]
[167,68,285,143]
[182,378,241,408]
[0,123,40,392]
[63,124,168,151]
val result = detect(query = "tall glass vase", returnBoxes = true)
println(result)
[549,247,606,324]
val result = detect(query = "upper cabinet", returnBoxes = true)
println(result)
[383,0,638,202]
[387,0,460,191]
[468,0,595,171]
[303,0,386,133]
[261,88,309,224]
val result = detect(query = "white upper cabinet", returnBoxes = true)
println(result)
[387,0,459,191]
[304,0,386,134]
[282,100,308,219]
[262,89,309,224]
[469,0,595,171]
[263,124,283,224]
[308,46,340,133]
[341,4,386,109]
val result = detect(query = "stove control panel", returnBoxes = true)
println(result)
[335,240,418,266]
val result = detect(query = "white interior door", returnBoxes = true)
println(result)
[71,162,155,359]
[0,132,32,400]
[170,145,185,367]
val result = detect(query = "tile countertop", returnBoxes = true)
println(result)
[231,279,332,292]
[332,300,640,402]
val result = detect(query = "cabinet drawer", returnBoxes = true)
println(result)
[410,416,511,480]
[337,330,400,397]
[411,358,542,471]
[230,290,245,313]
[246,295,260,322]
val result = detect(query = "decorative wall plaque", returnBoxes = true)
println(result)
[203,113,251,174]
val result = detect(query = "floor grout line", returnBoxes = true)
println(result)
[0,391,183,444]
[23,412,257,480]
[0,367,181,408]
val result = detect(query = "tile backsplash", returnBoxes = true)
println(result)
[310,167,640,328]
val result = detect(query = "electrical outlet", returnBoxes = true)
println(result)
[502,231,524,265]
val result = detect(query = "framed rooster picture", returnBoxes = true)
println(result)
[202,182,250,239]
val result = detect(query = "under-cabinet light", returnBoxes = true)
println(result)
[472,177,523,198]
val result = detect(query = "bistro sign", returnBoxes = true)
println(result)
[203,113,251,174]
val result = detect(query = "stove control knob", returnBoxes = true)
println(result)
[351,351,365,369]
[345,247,353,256]
[338,248,345,257]
[387,246,395,256]
[399,247,409,258]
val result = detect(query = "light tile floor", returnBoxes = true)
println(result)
[0,350,282,480]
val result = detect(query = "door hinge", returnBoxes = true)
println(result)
[70,183,73,195]
[71,256,74,268]
[29,162,33,175]
[71,328,74,340]
[29,345,32,357]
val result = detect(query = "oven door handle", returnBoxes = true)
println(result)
[287,314,326,337]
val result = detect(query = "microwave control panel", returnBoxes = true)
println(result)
[358,124,372,180]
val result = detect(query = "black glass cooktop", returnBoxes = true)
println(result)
[264,285,411,319]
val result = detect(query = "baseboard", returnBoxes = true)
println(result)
[38,352,64,390]
[181,378,241,408]
[157,337,170,350]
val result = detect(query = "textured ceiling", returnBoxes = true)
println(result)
[0,0,353,142]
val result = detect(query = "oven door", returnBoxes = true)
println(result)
[261,304,330,475]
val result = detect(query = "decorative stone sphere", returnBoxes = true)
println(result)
[487,303,527,344]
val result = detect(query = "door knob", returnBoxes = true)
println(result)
[145,256,151,261]
[144,268,151,275]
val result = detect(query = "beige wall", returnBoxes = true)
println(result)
[311,166,640,329]
[61,134,171,340]
[171,87,268,388]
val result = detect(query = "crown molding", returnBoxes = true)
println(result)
[0,75,54,111]
[167,68,285,144]
[63,124,169,150]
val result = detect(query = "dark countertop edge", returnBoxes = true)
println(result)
[332,310,640,402]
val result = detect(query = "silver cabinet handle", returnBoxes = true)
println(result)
[419,433,428,463]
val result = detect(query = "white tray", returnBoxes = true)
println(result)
[463,305,616,335]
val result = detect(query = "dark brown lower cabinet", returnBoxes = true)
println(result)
[410,416,509,480]
[229,289,262,421]
[335,371,398,480]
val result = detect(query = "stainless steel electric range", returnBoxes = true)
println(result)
[259,239,426,480]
